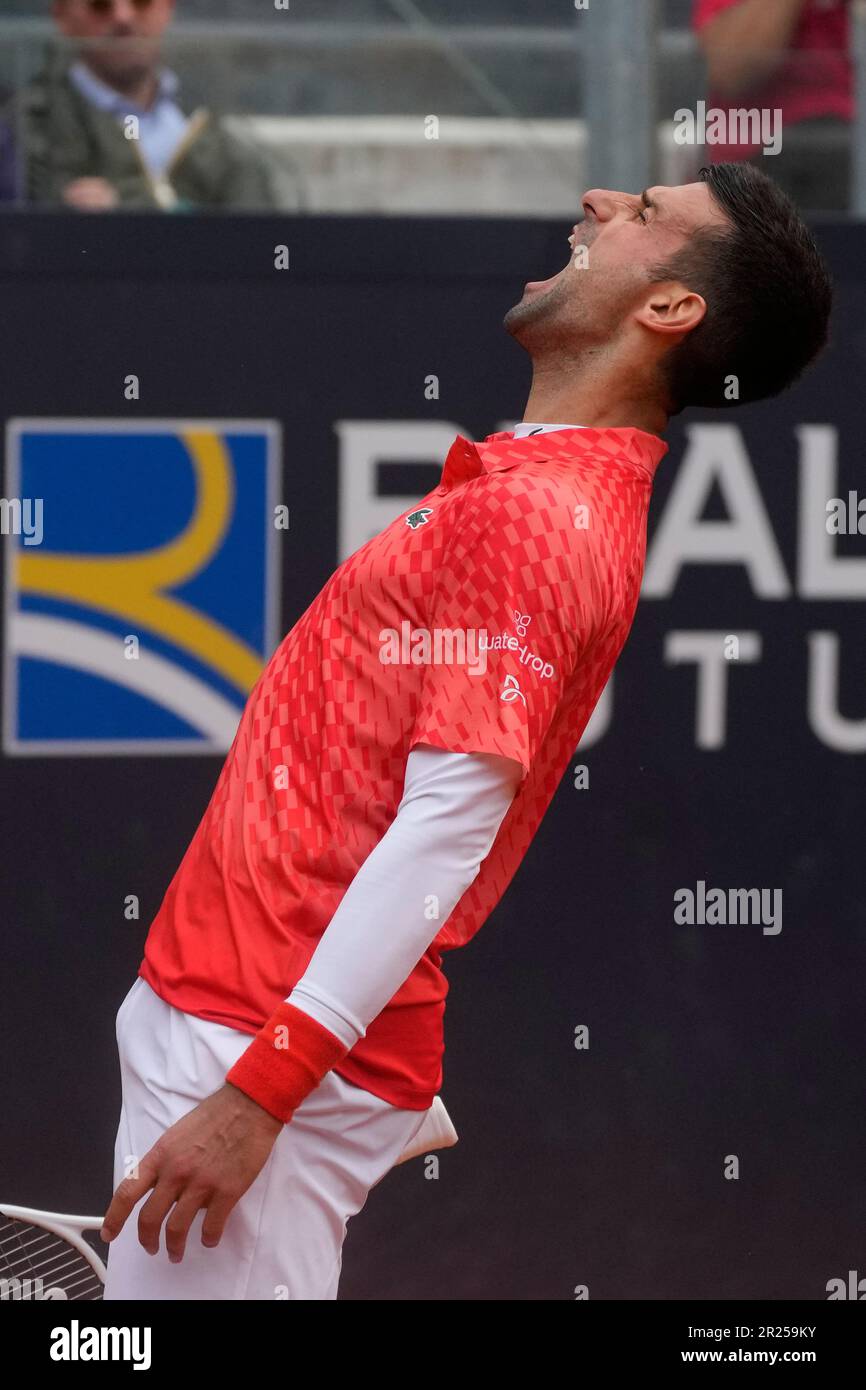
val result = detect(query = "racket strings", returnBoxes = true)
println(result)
[0,1216,104,1300]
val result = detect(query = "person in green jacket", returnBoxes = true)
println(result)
[8,0,295,212]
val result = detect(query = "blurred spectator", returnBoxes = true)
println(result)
[5,0,288,211]
[693,0,852,211]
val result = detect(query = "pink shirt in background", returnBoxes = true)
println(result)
[692,0,852,162]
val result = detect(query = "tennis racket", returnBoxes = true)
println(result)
[0,1205,106,1300]
[1,1097,456,1298]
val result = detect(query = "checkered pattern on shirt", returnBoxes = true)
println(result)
[139,426,668,1108]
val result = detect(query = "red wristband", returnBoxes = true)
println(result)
[226,1001,349,1124]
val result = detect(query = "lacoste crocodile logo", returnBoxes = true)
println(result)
[405,507,434,529]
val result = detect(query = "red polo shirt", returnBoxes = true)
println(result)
[140,426,668,1108]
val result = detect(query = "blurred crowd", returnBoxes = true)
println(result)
[693,0,852,212]
[0,0,855,215]
[0,0,286,211]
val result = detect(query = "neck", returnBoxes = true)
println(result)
[523,355,669,438]
[84,60,159,109]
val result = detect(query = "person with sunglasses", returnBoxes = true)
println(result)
[6,0,291,211]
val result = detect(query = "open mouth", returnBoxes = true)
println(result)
[522,272,563,297]
[523,223,583,296]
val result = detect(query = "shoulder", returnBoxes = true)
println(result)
[18,66,85,125]
[454,465,606,564]
[444,470,610,633]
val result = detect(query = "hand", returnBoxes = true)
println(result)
[101,1083,283,1263]
[62,176,119,211]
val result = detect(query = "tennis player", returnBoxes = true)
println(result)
[102,164,832,1300]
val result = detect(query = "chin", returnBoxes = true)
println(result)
[502,302,530,340]
[503,284,558,340]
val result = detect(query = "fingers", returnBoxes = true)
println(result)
[100,1088,272,1261]
[100,1151,160,1242]
[144,1186,240,1262]
[164,1189,211,1263]
[105,1163,225,1263]
[62,178,117,210]
[137,1178,188,1258]
[200,1192,239,1251]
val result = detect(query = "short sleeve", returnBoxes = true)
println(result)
[408,475,605,781]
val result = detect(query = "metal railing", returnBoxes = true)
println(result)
[0,5,859,214]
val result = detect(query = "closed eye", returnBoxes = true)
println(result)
[636,189,657,224]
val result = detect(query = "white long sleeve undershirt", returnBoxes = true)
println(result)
[285,745,523,1049]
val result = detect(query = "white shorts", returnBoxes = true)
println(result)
[103,977,428,1301]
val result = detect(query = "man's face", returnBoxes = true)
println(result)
[53,0,175,86]
[504,181,730,353]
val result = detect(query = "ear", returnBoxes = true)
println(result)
[635,282,708,339]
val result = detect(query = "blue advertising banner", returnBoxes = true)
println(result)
[4,418,280,754]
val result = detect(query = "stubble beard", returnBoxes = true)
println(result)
[503,274,574,352]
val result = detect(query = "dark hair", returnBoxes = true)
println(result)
[650,162,833,414]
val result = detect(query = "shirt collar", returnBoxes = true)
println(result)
[438,427,668,491]
[68,60,180,115]
[512,421,581,437]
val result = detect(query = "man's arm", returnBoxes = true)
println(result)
[226,744,522,1116]
[695,0,809,98]
[288,743,517,1043]
[100,745,521,1260]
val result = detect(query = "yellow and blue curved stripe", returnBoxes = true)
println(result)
[5,420,279,754]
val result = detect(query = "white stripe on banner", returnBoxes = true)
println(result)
[10,613,242,744]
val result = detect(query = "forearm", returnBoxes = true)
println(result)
[699,0,809,97]
[226,745,521,1120]
[287,745,520,1044]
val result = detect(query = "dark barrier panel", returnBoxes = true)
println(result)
[0,213,863,1300]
